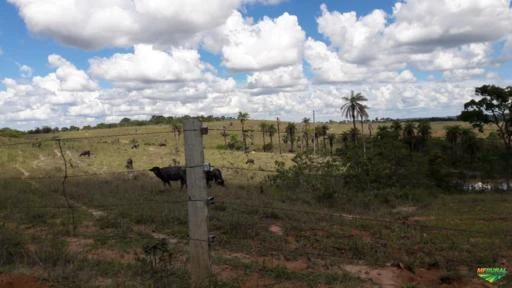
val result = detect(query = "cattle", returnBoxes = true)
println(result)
[149,166,186,190]
[150,164,225,190]
[126,158,133,170]
[131,143,140,149]
[79,150,91,157]
[205,168,225,187]
[158,143,167,147]
[246,158,255,165]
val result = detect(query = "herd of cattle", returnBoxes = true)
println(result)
[78,149,225,190]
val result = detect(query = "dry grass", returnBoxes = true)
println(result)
[0,120,510,287]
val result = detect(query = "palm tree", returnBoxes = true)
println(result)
[267,124,277,145]
[259,122,268,147]
[171,122,182,152]
[445,125,461,147]
[391,120,402,140]
[302,118,310,150]
[417,121,431,150]
[340,91,369,134]
[220,126,229,145]
[285,123,297,152]
[327,133,336,155]
[402,122,416,151]
[238,112,249,151]
[320,124,329,151]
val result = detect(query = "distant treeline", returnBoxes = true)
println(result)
[3,114,459,135]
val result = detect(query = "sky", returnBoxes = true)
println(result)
[1,0,511,130]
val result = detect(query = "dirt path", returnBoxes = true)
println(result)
[15,166,30,178]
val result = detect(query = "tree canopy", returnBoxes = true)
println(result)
[459,85,512,150]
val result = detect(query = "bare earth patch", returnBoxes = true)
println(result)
[0,274,49,288]
[342,264,490,288]
[269,224,283,236]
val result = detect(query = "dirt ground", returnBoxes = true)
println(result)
[0,274,49,288]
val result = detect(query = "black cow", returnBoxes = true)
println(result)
[131,143,140,149]
[149,166,186,190]
[205,168,225,187]
[125,158,133,170]
[246,158,255,165]
[79,150,91,157]
[150,166,225,190]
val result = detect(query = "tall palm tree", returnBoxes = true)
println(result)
[402,122,416,151]
[285,123,297,152]
[267,124,277,145]
[302,118,310,150]
[171,122,182,152]
[327,133,336,155]
[259,122,268,147]
[320,124,329,151]
[445,125,461,147]
[391,120,402,140]
[238,112,249,151]
[417,121,431,150]
[340,91,369,132]
[220,126,229,145]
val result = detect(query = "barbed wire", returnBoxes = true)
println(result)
[219,200,512,238]
[0,130,174,147]
[0,199,189,210]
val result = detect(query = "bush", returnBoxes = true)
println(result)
[227,135,244,151]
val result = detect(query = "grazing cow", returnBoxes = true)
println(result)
[79,150,91,157]
[125,158,133,170]
[205,168,225,187]
[246,158,255,165]
[158,143,167,147]
[131,143,140,149]
[149,166,186,190]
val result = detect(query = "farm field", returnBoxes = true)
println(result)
[0,120,511,287]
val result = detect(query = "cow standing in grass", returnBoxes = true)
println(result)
[205,168,225,187]
[149,165,225,190]
[149,166,186,190]
[79,150,91,157]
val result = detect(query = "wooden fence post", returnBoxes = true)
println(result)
[277,117,281,154]
[184,119,210,287]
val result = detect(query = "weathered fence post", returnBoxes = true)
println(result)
[277,117,281,154]
[183,119,210,287]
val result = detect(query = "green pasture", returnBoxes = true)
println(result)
[0,120,510,287]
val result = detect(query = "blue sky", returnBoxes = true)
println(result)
[1,0,511,130]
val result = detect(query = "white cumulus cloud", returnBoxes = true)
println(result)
[89,44,205,83]
[8,0,240,49]
[204,11,305,71]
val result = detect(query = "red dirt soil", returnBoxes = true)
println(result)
[0,274,49,288]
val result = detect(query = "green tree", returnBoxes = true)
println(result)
[237,112,250,151]
[445,125,462,147]
[286,123,297,152]
[327,133,336,155]
[402,122,416,152]
[416,121,432,150]
[267,124,277,146]
[302,118,310,150]
[391,120,402,140]
[340,91,369,137]
[259,122,268,147]
[459,85,512,150]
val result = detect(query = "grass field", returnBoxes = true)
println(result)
[0,120,510,287]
